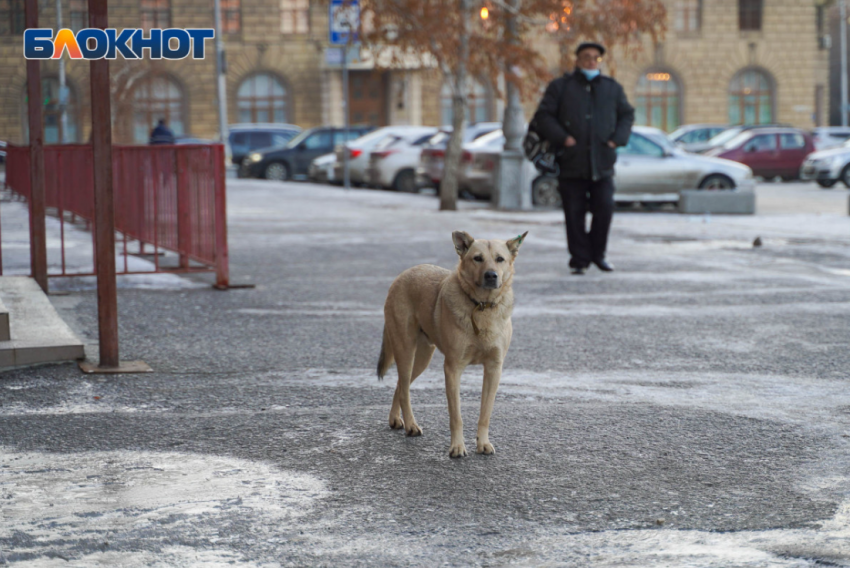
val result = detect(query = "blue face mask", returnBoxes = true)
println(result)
[581,68,601,80]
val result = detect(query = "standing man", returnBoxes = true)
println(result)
[534,42,634,274]
[149,119,176,145]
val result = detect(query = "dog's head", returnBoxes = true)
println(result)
[452,231,528,290]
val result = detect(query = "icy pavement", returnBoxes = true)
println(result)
[2,178,850,566]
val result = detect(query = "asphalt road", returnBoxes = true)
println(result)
[2,179,850,567]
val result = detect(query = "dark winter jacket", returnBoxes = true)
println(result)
[533,70,634,180]
[149,124,176,145]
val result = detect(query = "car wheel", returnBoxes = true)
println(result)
[393,169,417,193]
[532,176,561,207]
[816,179,837,189]
[698,174,735,190]
[264,161,289,181]
[841,165,850,189]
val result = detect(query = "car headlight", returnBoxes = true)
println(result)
[248,152,263,163]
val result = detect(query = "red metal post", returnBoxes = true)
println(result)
[176,148,191,269]
[213,144,229,288]
[25,0,47,292]
[89,0,119,368]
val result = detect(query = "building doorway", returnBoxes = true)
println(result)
[348,71,387,127]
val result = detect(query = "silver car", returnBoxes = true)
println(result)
[670,124,728,153]
[800,139,850,188]
[531,126,755,207]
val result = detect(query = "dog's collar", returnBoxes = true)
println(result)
[467,295,498,336]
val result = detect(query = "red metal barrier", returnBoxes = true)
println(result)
[4,144,229,288]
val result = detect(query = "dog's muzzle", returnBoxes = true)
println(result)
[482,270,499,289]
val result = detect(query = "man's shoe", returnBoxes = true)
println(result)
[570,266,587,275]
[593,259,614,272]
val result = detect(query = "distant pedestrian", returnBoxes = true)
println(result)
[149,119,175,145]
[533,42,634,274]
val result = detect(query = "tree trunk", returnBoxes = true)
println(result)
[440,0,470,212]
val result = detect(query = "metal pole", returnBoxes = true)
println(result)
[88,0,119,368]
[342,43,350,190]
[494,0,530,210]
[56,0,68,142]
[25,0,47,292]
[841,0,848,126]
[213,0,228,142]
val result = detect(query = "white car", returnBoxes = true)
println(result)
[333,126,438,185]
[529,126,757,207]
[800,139,850,188]
[812,127,850,152]
[366,127,438,192]
[308,152,338,184]
[670,124,728,153]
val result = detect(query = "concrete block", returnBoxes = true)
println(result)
[678,189,756,215]
[0,295,9,341]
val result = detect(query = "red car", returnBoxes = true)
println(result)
[704,127,814,180]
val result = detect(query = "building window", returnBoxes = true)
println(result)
[739,0,762,32]
[673,0,700,33]
[280,0,308,34]
[132,75,184,143]
[237,74,288,123]
[22,78,79,144]
[140,0,170,32]
[70,0,87,32]
[440,78,491,125]
[728,69,773,125]
[0,0,25,35]
[222,0,240,33]
[634,71,680,132]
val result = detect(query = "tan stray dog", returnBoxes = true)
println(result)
[377,230,527,458]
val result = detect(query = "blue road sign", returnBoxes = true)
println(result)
[329,0,360,45]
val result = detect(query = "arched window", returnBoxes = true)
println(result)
[634,71,681,132]
[440,78,491,125]
[132,75,185,143]
[21,77,79,143]
[237,73,288,123]
[728,69,773,125]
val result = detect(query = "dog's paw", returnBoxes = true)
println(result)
[389,415,404,430]
[405,422,423,437]
[476,437,495,455]
[448,442,468,458]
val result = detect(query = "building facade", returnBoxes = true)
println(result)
[0,0,833,145]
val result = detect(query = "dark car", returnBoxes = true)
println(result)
[704,127,814,180]
[227,123,302,165]
[240,125,374,181]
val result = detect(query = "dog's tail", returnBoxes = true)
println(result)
[377,325,394,381]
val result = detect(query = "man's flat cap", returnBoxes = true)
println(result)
[575,42,606,56]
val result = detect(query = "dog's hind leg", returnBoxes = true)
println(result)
[388,331,423,437]
[389,332,434,430]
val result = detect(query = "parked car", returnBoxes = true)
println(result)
[812,127,850,151]
[332,126,437,185]
[366,127,439,192]
[417,122,502,188]
[669,124,728,153]
[227,123,301,165]
[0,140,6,163]
[704,127,814,180]
[240,125,373,180]
[688,123,792,154]
[800,138,850,188]
[174,135,216,145]
[531,126,756,207]
[308,152,338,184]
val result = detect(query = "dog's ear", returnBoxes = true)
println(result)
[506,231,528,257]
[452,231,475,257]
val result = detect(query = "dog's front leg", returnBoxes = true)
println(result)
[476,357,503,455]
[444,361,467,458]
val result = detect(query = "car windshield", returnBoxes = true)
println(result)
[285,129,314,149]
[708,128,744,148]
[722,131,758,150]
[467,129,504,148]
[640,130,675,151]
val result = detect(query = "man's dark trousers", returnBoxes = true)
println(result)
[558,177,615,269]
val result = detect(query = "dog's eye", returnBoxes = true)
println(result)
[473,256,484,262]
[496,257,505,263]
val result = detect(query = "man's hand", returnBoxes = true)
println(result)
[607,141,617,149]
[564,136,577,147]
